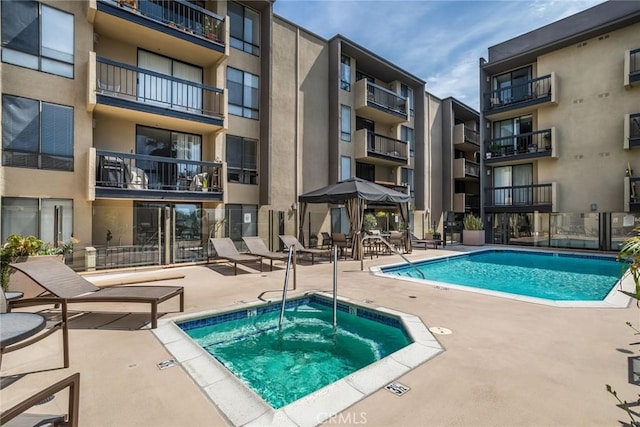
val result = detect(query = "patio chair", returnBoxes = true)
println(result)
[321,232,332,249]
[278,235,332,265]
[0,372,80,427]
[209,238,262,275]
[331,233,351,259]
[1,287,69,370]
[388,231,405,252]
[411,233,441,250]
[242,236,289,271]
[8,258,184,329]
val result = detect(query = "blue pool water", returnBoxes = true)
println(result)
[381,250,624,301]
[179,296,410,409]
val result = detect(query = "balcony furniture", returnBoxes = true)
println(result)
[242,236,289,271]
[321,232,332,249]
[208,238,262,275]
[0,372,80,427]
[331,233,351,260]
[9,258,184,329]
[388,231,405,252]
[278,235,332,265]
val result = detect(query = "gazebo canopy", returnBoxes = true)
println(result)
[297,177,412,259]
[298,177,411,204]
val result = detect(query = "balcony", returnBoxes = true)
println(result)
[453,124,480,153]
[453,193,480,213]
[354,79,408,124]
[89,0,228,67]
[90,149,226,202]
[484,73,557,119]
[88,53,225,133]
[453,158,480,180]
[624,177,640,212]
[485,128,556,165]
[624,113,640,149]
[484,183,556,212]
[354,129,408,166]
[624,48,640,88]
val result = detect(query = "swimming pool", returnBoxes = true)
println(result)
[153,292,443,426]
[374,249,630,307]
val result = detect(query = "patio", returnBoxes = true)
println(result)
[1,247,638,426]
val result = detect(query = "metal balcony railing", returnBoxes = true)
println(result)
[96,150,223,193]
[486,129,552,158]
[464,127,479,145]
[96,57,224,117]
[464,160,480,177]
[485,74,552,110]
[366,130,408,161]
[102,0,225,44]
[631,48,640,77]
[366,81,407,117]
[631,113,640,146]
[484,184,553,208]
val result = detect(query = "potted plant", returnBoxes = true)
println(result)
[462,214,485,246]
[528,144,538,153]
[487,143,499,159]
[204,17,219,41]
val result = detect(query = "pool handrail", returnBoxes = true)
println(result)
[361,235,425,279]
[278,246,295,329]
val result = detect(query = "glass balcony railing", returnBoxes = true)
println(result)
[95,150,223,195]
[96,57,224,118]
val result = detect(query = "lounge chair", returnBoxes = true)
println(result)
[8,258,184,329]
[242,237,289,271]
[1,287,69,369]
[278,235,332,265]
[209,238,262,275]
[0,372,80,426]
[411,233,441,250]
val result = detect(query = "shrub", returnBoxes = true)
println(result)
[463,214,484,231]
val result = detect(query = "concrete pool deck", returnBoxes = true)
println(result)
[2,245,639,426]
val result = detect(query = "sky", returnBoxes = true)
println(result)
[273,0,607,111]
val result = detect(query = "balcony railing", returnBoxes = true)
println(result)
[366,81,407,117]
[366,130,408,161]
[485,74,552,110]
[630,113,640,148]
[454,158,479,179]
[95,150,223,196]
[631,48,640,78]
[485,129,552,159]
[464,127,479,145]
[484,184,553,209]
[454,193,480,213]
[100,0,225,44]
[96,57,224,118]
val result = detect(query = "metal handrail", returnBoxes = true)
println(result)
[360,235,425,279]
[332,245,338,331]
[278,246,295,329]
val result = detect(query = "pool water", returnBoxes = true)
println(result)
[381,250,623,301]
[182,301,410,409]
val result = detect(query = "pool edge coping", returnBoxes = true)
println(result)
[370,247,633,308]
[151,291,444,427]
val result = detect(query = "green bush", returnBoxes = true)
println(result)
[362,213,378,232]
[463,214,484,231]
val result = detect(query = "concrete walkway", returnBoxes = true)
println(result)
[1,247,638,426]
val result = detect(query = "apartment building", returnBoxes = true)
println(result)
[0,0,474,270]
[479,0,640,251]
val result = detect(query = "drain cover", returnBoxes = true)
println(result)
[385,382,410,396]
[157,359,177,370]
[429,326,452,335]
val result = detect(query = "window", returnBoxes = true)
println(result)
[401,126,414,157]
[340,156,351,181]
[1,1,74,78]
[493,66,532,103]
[1,197,73,243]
[228,67,259,119]
[226,135,257,184]
[401,84,414,117]
[2,95,74,171]
[340,55,351,91]
[401,167,414,198]
[493,115,532,154]
[137,50,203,112]
[356,162,375,182]
[135,125,202,189]
[340,105,351,141]
[225,204,258,249]
[493,164,533,206]
[228,2,259,55]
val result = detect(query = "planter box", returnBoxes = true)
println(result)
[8,255,64,298]
[463,230,485,246]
